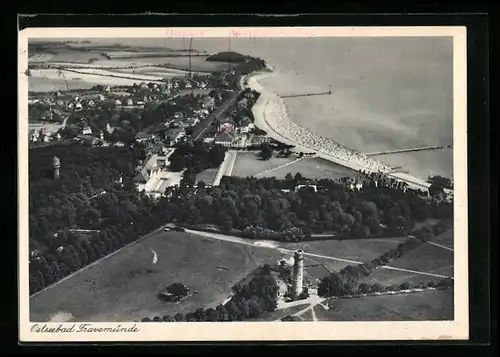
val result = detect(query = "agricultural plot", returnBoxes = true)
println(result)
[231,153,297,178]
[29,53,55,62]
[432,228,453,247]
[43,51,107,63]
[361,239,454,286]
[29,230,285,323]
[61,68,166,82]
[281,236,409,266]
[314,288,454,321]
[150,56,230,73]
[113,66,187,77]
[29,69,160,92]
[270,157,357,180]
[29,77,95,92]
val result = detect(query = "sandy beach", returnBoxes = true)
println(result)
[244,69,443,192]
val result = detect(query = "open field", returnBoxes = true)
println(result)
[196,168,218,185]
[29,230,286,322]
[281,237,409,265]
[231,153,297,177]
[152,56,230,73]
[29,77,95,92]
[361,239,454,286]
[29,53,55,62]
[231,154,357,180]
[269,157,358,179]
[432,228,453,247]
[114,66,190,76]
[61,68,167,82]
[30,50,107,63]
[28,69,164,92]
[314,289,454,321]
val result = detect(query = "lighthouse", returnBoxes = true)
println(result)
[291,250,304,300]
[52,156,60,179]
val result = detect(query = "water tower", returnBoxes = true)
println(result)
[52,156,60,179]
[291,250,304,300]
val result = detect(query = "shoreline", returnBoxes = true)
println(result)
[243,66,449,193]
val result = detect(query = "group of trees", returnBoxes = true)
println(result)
[427,175,453,190]
[243,225,306,242]
[168,140,227,173]
[319,274,454,299]
[168,173,452,240]
[141,266,278,322]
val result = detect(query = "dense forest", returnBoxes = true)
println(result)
[141,265,279,322]
[169,174,453,240]
[168,140,227,173]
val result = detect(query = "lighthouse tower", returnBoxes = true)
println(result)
[52,156,60,179]
[291,250,304,300]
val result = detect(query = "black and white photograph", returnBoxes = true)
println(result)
[18,27,468,342]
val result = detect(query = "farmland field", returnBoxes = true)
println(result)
[281,237,409,264]
[314,289,454,321]
[114,66,189,76]
[28,69,163,92]
[361,238,454,286]
[29,230,286,322]
[231,153,296,178]
[432,228,453,247]
[30,50,107,63]
[29,77,95,92]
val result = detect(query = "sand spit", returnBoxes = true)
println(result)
[244,69,442,191]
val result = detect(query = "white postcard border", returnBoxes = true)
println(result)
[18,26,469,342]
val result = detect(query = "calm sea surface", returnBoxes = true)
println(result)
[34,37,454,179]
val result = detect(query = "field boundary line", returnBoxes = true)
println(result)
[29,225,166,299]
[408,235,454,252]
[380,266,453,279]
[254,157,305,178]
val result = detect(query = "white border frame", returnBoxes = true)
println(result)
[18,26,468,342]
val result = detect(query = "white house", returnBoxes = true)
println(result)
[75,102,83,111]
[115,99,122,106]
[126,98,134,106]
[82,126,92,135]
[88,100,95,107]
